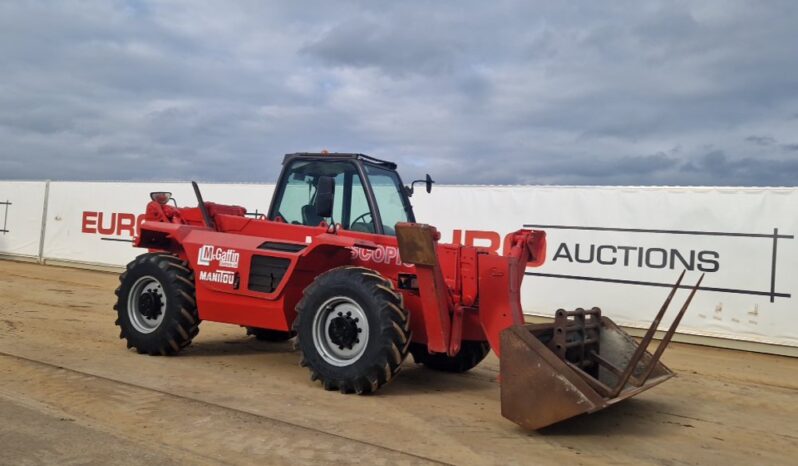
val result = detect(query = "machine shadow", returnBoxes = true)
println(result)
[536,398,676,437]
[186,336,495,395]
[377,365,499,396]
[183,336,296,357]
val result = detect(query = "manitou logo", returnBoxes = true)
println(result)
[197,245,240,268]
[199,270,236,285]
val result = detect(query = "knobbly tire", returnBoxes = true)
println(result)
[246,327,294,342]
[410,340,490,373]
[114,253,200,355]
[294,266,411,394]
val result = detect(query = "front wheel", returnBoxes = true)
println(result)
[114,253,200,355]
[294,266,411,394]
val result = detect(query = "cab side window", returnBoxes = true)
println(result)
[346,172,374,233]
[273,169,316,225]
[271,160,374,232]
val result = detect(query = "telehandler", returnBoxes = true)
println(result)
[114,152,701,430]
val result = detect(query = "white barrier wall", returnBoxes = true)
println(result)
[42,182,274,265]
[0,181,48,258]
[413,186,797,348]
[1,180,796,349]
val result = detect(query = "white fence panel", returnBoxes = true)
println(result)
[0,181,47,258]
[413,186,797,347]
[42,181,274,266]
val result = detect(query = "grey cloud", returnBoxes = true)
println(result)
[301,17,461,76]
[680,150,798,186]
[745,136,777,146]
[1,0,797,187]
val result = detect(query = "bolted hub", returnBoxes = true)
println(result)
[327,310,362,350]
[313,297,370,366]
[138,289,163,320]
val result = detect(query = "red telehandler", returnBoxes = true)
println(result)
[114,152,701,430]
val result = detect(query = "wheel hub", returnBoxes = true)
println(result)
[327,310,362,350]
[312,297,370,367]
[138,289,163,320]
[127,276,167,334]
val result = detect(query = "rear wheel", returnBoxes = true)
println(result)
[114,253,200,355]
[246,327,294,342]
[410,340,490,373]
[294,266,411,394]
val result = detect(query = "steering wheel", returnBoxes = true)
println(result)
[350,212,374,232]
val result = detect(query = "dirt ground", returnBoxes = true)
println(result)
[0,260,796,465]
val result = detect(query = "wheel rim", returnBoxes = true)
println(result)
[311,296,370,367]
[127,275,166,334]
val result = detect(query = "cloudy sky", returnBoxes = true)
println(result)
[1,1,797,185]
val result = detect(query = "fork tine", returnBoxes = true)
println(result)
[634,273,705,385]
[606,270,686,397]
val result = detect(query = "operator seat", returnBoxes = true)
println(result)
[301,204,324,226]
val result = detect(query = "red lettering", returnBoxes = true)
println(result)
[451,229,463,245]
[136,214,146,236]
[81,211,97,234]
[97,212,116,235]
[82,211,143,237]
[117,213,136,237]
[465,230,501,254]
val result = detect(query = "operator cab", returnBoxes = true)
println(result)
[268,153,430,236]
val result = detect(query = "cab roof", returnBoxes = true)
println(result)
[282,152,397,170]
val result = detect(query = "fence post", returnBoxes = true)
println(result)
[38,180,50,264]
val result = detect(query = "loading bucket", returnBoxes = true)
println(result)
[500,272,703,430]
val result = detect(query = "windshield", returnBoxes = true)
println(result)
[364,164,411,235]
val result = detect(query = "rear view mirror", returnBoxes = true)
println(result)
[406,174,435,197]
[315,176,335,218]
